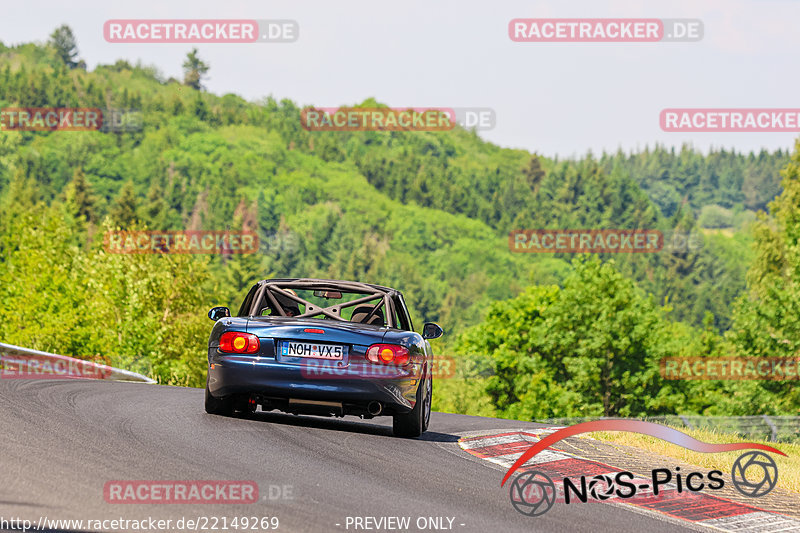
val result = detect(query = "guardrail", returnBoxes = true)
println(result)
[0,342,156,384]
[533,415,800,443]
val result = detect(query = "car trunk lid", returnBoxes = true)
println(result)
[245,317,387,366]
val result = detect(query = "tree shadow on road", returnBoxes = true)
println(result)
[233,410,460,442]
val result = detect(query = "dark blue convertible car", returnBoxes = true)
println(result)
[205,278,444,437]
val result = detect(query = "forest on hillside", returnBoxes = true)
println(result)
[0,28,797,418]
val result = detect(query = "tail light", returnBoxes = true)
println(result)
[366,344,409,365]
[219,331,260,354]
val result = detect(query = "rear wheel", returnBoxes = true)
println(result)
[393,373,431,438]
[205,380,234,416]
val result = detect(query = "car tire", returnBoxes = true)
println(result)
[393,371,431,438]
[205,380,234,416]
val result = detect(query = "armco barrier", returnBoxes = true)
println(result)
[0,342,156,383]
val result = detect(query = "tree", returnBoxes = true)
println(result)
[139,182,169,229]
[64,168,96,224]
[182,48,209,90]
[456,257,701,419]
[191,95,210,120]
[522,155,546,195]
[727,142,800,415]
[110,181,139,227]
[0,169,42,261]
[0,204,89,354]
[0,211,214,387]
[48,24,80,69]
[730,142,800,359]
[84,220,214,386]
[2,168,41,210]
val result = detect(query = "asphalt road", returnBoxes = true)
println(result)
[0,379,702,533]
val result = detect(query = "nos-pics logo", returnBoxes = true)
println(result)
[503,420,784,517]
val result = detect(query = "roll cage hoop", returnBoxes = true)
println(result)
[245,279,401,328]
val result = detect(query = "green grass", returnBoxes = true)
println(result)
[589,424,799,493]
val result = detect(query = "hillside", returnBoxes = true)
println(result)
[0,38,795,420]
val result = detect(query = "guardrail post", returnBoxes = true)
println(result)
[762,414,778,443]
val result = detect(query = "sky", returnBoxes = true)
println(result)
[4,0,799,158]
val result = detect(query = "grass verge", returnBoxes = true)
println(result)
[588,425,799,493]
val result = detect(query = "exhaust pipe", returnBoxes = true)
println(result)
[367,401,383,416]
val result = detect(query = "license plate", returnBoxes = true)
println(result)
[281,341,346,360]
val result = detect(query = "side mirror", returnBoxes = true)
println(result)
[422,322,444,340]
[208,306,231,322]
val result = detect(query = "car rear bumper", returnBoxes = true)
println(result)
[207,352,421,412]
